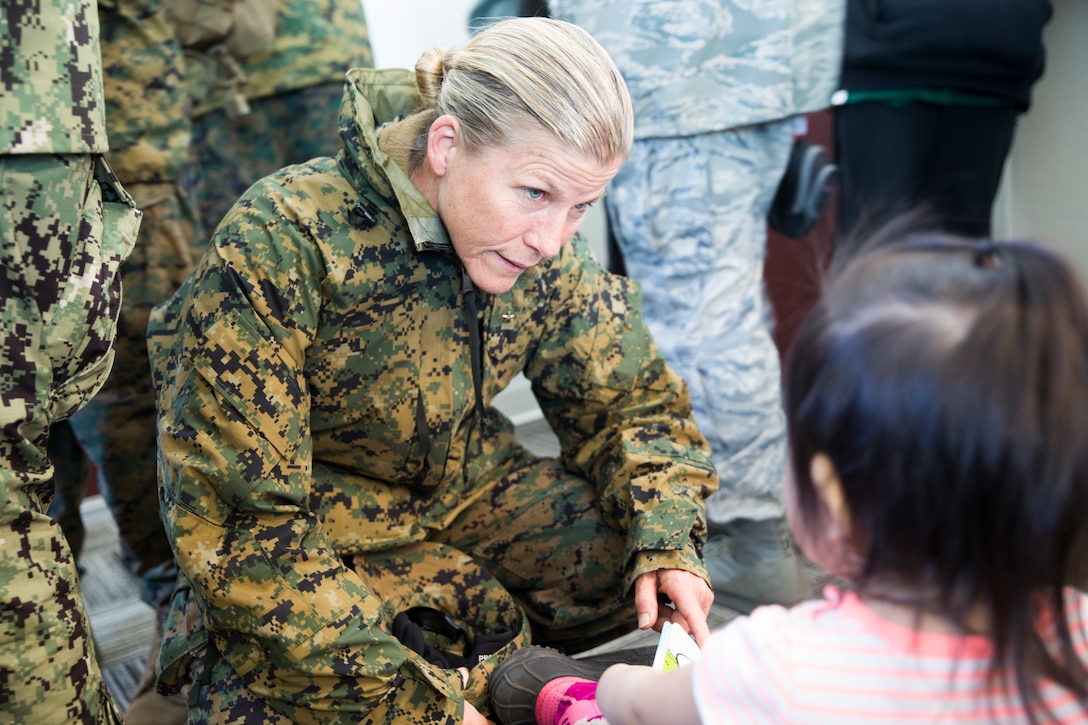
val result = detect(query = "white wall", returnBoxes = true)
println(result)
[994,0,1088,280]
[362,0,474,71]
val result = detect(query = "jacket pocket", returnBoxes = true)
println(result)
[313,388,428,486]
[48,156,141,420]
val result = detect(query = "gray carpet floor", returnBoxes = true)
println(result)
[80,495,157,711]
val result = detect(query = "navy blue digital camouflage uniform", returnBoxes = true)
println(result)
[0,1,141,721]
[47,0,200,624]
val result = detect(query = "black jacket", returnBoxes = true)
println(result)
[840,0,1052,109]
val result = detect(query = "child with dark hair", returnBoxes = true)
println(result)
[490,223,1088,725]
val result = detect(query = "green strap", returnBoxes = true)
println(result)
[831,88,1013,108]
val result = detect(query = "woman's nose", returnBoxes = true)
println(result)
[527,212,573,259]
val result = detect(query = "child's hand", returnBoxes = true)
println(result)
[598,662,701,725]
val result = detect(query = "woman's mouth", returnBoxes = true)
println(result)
[497,253,528,272]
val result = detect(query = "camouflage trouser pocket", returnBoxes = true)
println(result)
[157,545,532,721]
[350,542,532,711]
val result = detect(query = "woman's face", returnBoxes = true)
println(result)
[427,118,622,294]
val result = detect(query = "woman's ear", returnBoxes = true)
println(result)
[426,114,460,177]
[810,453,853,542]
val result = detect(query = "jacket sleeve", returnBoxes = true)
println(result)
[99,0,191,185]
[152,179,462,717]
[523,237,719,591]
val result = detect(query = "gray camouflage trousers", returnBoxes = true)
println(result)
[607,121,795,523]
[0,153,139,723]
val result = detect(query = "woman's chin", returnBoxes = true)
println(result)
[470,267,521,295]
[480,278,518,295]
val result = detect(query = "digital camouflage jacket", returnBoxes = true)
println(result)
[185,0,373,118]
[99,0,191,184]
[148,67,717,714]
[0,0,108,154]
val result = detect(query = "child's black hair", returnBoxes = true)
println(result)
[784,216,1088,721]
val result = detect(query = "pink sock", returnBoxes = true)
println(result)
[536,677,604,725]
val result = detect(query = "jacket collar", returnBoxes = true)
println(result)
[338,67,453,253]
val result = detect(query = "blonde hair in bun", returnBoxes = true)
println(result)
[414,46,449,110]
[411,17,633,167]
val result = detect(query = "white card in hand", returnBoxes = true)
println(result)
[651,621,701,672]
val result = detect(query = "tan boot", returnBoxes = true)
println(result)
[122,623,187,724]
[124,685,187,724]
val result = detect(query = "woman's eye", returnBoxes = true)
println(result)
[573,201,594,213]
[524,188,545,201]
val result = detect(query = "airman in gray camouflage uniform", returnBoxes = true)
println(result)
[548,0,844,611]
[148,18,718,724]
[180,0,373,235]
[0,1,140,721]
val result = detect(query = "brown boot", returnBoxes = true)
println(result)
[124,685,187,725]
[122,623,187,724]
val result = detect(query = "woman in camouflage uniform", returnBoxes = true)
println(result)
[148,17,718,724]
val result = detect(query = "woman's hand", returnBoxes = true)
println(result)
[633,569,714,646]
[463,702,493,725]
[457,667,495,725]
